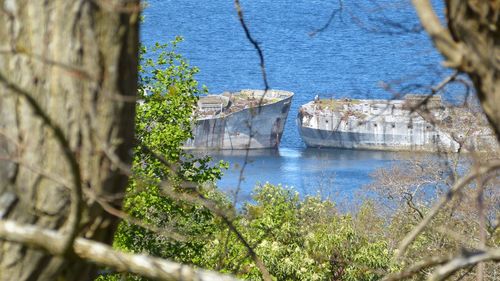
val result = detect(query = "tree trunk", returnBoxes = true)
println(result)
[446,0,500,140]
[0,1,139,280]
[412,0,500,141]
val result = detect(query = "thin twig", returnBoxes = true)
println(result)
[309,0,344,36]
[93,196,189,242]
[0,48,94,81]
[234,0,268,91]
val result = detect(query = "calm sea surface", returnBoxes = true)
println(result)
[142,0,446,203]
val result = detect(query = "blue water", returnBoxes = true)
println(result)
[191,148,415,206]
[142,0,448,202]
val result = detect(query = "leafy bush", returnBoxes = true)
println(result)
[98,38,227,281]
[203,184,393,281]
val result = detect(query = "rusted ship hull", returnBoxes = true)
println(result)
[185,90,293,149]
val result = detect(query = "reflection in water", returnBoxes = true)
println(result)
[191,148,418,206]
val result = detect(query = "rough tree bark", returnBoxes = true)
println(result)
[0,0,139,280]
[412,0,500,140]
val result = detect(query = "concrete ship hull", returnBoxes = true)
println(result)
[298,126,453,152]
[297,97,497,152]
[185,90,293,149]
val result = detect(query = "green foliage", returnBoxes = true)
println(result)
[202,184,393,281]
[99,37,227,281]
[137,38,199,159]
[99,37,395,281]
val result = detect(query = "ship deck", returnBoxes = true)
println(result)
[196,89,293,119]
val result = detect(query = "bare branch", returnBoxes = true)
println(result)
[411,0,464,68]
[92,196,189,242]
[0,220,240,281]
[397,159,500,258]
[407,71,459,114]
[91,0,143,14]
[349,1,423,36]
[101,142,133,176]
[403,192,424,220]
[382,254,452,281]
[0,156,72,190]
[234,0,269,91]
[0,48,94,81]
[429,248,500,281]
[309,0,344,36]
[0,71,83,255]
